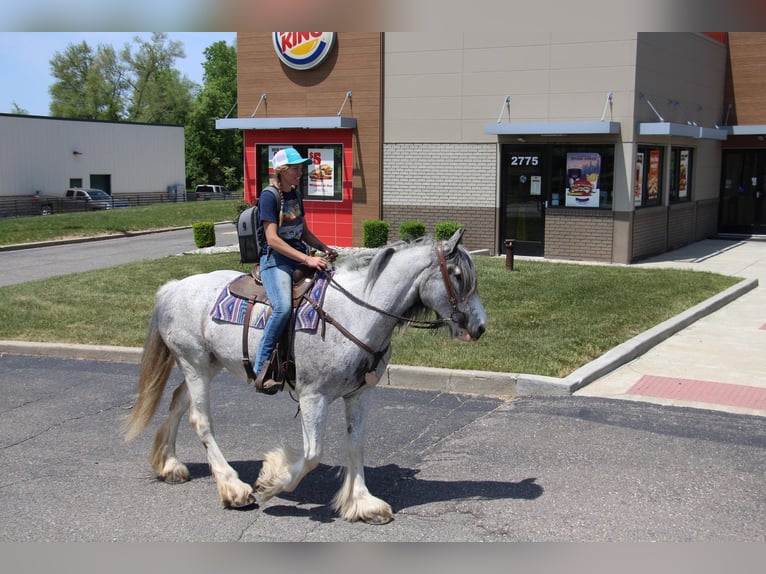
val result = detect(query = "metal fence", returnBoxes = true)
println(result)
[0,192,244,219]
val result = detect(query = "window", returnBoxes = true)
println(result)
[634,146,664,207]
[257,144,344,201]
[551,145,614,209]
[669,147,693,203]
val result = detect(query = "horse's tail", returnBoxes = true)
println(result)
[123,286,177,443]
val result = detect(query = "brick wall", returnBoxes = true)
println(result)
[695,198,719,240]
[544,209,614,262]
[383,142,497,252]
[632,207,668,261]
[667,203,696,249]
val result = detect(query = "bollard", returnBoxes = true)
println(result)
[504,239,515,271]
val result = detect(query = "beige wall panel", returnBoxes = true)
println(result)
[384,32,464,52]
[550,66,635,95]
[462,45,552,73]
[384,120,463,143]
[385,96,462,120]
[463,32,553,49]
[385,50,463,75]
[385,73,462,97]
[461,70,550,96]
[550,39,637,70]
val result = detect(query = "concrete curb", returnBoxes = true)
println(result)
[0,277,756,398]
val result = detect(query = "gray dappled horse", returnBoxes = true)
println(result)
[123,230,487,524]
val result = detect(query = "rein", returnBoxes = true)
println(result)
[323,241,466,331]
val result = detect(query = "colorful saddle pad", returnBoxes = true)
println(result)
[210,272,330,331]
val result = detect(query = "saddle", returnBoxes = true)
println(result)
[230,264,317,395]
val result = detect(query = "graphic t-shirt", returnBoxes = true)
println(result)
[258,187,305,252]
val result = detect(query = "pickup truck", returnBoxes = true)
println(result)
[194,184,233,200]
[33,188,127,215]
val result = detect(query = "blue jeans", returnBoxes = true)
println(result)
[253,248,301,374]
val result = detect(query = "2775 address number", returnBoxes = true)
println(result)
[509,156,539,166]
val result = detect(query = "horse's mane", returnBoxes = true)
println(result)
[334,236,477,331]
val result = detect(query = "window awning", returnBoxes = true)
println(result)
[215,117,357,130]
[638,122,728,140]
[484,121,621,136]
[721,125,766,136]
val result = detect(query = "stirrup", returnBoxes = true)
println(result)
[253,358,283,395]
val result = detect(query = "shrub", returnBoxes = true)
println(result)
[399,220,426,242]
[192,221,216,248]
[434,221,463,240]
[363,219,390,248]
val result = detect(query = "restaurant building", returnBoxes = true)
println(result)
[217,32,766,263]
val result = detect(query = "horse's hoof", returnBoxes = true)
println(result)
[362,514,393,525]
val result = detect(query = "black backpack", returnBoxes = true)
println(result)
[237,186,279,264]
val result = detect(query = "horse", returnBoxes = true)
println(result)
[123,229,487,524]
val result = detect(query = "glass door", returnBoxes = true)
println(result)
[499,146,546,256]
[720,150,766,235]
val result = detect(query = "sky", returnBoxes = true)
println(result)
[0,32,237,117]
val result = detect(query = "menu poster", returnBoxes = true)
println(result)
[679,149,689,199]
[307,147,334,197]
[565,152,601,207]
[648,149,660,202]
[634,153,644,206]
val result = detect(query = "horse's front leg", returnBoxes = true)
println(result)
[334,388,392,524]
[181,360,254,508]
[255,392,328,502]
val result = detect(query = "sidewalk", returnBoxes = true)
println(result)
[575,238,766,417]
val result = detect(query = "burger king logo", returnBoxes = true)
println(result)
[273,32,336,70]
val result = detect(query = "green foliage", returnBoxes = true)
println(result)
[46,34,242,190]
[184,41,242,190]
[435,221,464,240]
[192,221,216,248]
[363,219,390,247]
[399,221,426,242]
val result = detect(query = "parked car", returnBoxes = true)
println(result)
[194,184,233,200]
[65,188,128,210]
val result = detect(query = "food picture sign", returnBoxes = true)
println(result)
[307,148,335,197]
[565,152,601,207]
[273,32,336,70]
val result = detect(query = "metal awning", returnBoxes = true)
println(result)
[638,122,728,140]
[721,125,766,136]
[484,121,621,136]
[215,116,357,130]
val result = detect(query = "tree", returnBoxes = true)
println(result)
[10,102,29,115]
[48,33,193,124]
[121,33,193,124]
[184,40,242,190]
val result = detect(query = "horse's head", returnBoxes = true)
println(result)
[423,229,487,342]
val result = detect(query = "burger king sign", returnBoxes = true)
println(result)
[273,32,336,70]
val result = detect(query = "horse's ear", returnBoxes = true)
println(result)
[442,228,465,255]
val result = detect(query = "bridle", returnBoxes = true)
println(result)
[322,240,469,331]
[296,239,470,398]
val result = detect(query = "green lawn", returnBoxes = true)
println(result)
[0,250,738,377]
[0,200,246,246]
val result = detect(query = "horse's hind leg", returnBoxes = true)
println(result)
[149,381,191,483]
[334,389,392,524]
[255,393,329,502]
[179,358,254,508]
